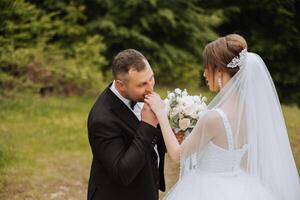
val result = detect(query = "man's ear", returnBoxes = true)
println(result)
[115,79,125,92]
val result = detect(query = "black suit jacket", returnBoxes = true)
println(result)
[87,84,166,200]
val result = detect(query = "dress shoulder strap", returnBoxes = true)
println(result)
[214,108,234,150]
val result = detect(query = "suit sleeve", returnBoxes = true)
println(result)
[88,120,160,186]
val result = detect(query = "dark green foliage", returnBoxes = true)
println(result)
[0,0,299,105]
[84,0,222,86]
[201,0,300,105]
[0,0,107,97]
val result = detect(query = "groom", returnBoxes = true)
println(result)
[87,49,166,200]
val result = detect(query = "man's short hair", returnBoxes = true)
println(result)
[112,49,147,79]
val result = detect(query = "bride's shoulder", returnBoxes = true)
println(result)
[199,109,223,127]
[193,109,224,136]
[202,109,222,120]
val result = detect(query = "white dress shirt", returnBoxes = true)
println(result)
[110,81,160,166]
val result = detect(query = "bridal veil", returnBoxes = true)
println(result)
[180,51,300,200]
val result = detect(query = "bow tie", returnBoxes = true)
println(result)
[130,101,137,110]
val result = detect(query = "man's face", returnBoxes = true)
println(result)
[117,59,155,102]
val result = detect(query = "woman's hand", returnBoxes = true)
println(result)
[141,103,158,128]
[144,92,166,118]
[146,92,181,161]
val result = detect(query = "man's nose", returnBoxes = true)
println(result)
[145,81,154,93]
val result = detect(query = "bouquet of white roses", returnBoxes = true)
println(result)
[164,88,207,136]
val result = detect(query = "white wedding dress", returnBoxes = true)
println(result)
[164,51,300,200]
[164,109,276,200]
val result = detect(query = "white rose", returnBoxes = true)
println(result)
[168,92,175,99]
[169,107,181,118]
[181,96,194,105]
[175,88,181,94]
[183,104,194,116]
[182,89,188,96]
[193,96,201,103]
[179,118,190,131]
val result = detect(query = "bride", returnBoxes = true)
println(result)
[145,34,300,200]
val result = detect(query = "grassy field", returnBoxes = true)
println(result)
[0,95,92,200]
[0,93,299,200]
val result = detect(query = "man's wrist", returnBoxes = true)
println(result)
[137,121,160,148]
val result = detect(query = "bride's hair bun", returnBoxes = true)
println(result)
[203,33,248,77]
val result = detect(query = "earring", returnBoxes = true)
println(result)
[218,78,222,89]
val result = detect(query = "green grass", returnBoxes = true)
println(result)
[0,92,299,199]
[282,105,300,168]
[0,95,94,199]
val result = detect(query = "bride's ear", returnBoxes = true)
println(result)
[217,69,222,76]
[216,69,222,80]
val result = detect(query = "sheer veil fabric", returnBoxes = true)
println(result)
[179,52,300,199]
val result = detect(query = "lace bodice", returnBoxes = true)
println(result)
[192,109,248,173]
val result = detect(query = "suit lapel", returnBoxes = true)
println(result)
[105,85,140,133]
[111,104,140,132]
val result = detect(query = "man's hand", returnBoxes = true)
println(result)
[141,103,158,128]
